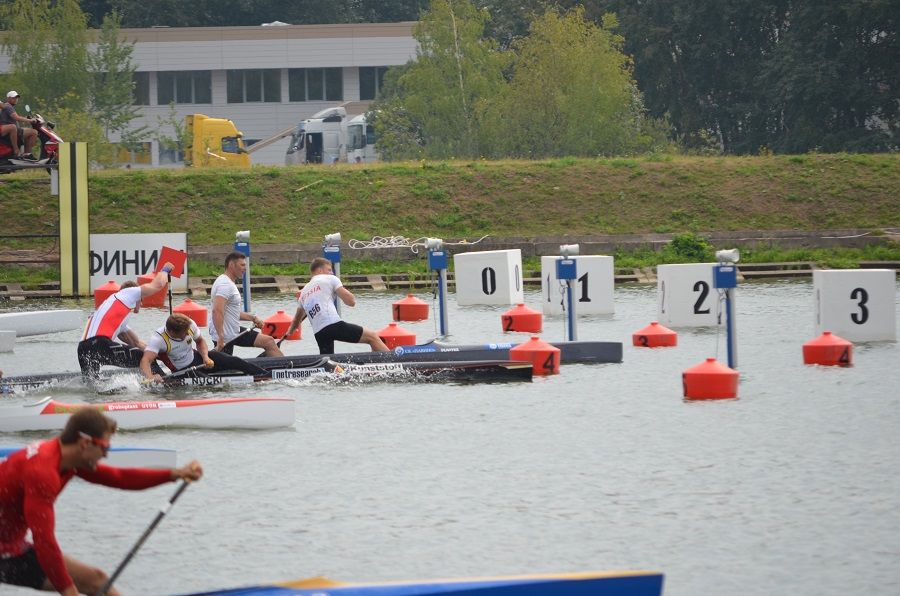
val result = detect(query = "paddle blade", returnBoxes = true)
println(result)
[156,246,188,278]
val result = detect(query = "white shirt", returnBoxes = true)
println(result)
[83,286,140,340]
[299,274,343,334]
[145,321,201,370]
[209,274,243,342]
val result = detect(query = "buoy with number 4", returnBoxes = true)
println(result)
[501,303,542,333]
[510,336,560,375]
[378,322,416,349]
[632,321,677,347]
[93,280,120,308]
[392,294,429,321]
[803,331,852,366]
[683,358,738,400]
[173,299,207,327]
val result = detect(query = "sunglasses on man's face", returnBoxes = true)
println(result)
[78,431,111,452]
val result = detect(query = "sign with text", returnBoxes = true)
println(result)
[89,233,188,292]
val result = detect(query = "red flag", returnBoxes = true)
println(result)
[155,246,188,278]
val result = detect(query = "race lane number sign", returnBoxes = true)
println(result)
[813,269,896,342]
[540,255,615,315]
[453,249,524,306]
[89,233,188,292]
[657,263,718,327]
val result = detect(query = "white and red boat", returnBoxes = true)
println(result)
[1,445,177,468]
[0,396,295,432]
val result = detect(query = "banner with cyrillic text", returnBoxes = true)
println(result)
[89,233,188,292]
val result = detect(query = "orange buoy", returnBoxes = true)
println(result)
[136,273,166,307]
[378,322,416,349]
[501,303,542,333]
[510,336,561,375]
[392,294,429,322]
[633,321,677,347]
[682,358,739,400]
[803,331,852,366]
[173,299,208,327]
[261,310,299,340]
[93,280,120,308]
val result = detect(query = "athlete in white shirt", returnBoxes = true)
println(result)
[140,313,267,382]
[209,251,282,357]
[286,257,389,354]
[76,266,172,378]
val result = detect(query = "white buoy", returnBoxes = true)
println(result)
[656,263,718,327]
[813,269,896,342]
[540,254,614,315]
[453,249,524,306]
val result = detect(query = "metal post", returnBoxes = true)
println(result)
[323,233,342,315]
[557,244,579,342]
[427,238,449,337]
[713,249,740,369]
[234,230,251,312]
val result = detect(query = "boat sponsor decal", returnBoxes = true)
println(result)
[486,343,514,350]
[349,363,406,373]
[104,401,173,411]
[393,345,436,355]
[169,375,255,387]
[271,367,327,380]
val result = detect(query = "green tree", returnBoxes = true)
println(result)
[89,10,148,157]
[488,8,666,158]
[372,0,511,159]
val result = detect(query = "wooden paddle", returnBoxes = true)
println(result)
[97,481,190,596]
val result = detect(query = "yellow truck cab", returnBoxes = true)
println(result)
[184,114,250,167]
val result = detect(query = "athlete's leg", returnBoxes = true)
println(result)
[40,553,121,596]
[252,332,283,357]
[359,328,389,352]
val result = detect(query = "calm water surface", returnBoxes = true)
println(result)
[1,279,899,595]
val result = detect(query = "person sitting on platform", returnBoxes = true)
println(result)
[77,266,172,379]
[140,313,268,383]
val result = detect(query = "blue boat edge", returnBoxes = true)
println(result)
[183,569,664,595]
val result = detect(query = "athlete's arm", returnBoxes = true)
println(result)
[140,349,162,381]
[336,286,356,307]
[195,336,214,367]
[140,268,171,298]
[211,294,227,350]
[286,306,307,337]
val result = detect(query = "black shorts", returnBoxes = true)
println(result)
[0,548,46,589]
[314,321,363,355]
[221,328,260,355]
[77,336,144,377]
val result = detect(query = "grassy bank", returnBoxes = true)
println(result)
[2,153,898,247]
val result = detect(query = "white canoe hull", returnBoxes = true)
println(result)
[0,309,83,336]
[0,396,296,432]
[1,445,177,468]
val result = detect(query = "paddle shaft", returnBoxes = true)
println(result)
[98,481,189,596]
[167,272,173,315]
[215,326,254,352]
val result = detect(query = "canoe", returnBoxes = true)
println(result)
[0,309,83,337]
[0,396,296,432]
[253,339,624,367]
[182,570,664,595]
[1,359,532,394]
[1,445,177,468]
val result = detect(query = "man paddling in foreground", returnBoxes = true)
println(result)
[210,251,283,357]
[0,408,203,595]
[140,312,268,383]
[286,257,389,355]
[77,265,174,379]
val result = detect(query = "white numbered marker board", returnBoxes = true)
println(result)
[540,255,614,315]
[454,249,524,306]
[814,269,896,342]
[657,263,718,327]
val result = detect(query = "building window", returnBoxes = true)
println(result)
[226,69,281,103]
[156,71,211,105]
[288,68,343,101]
[359,67,387,100]
[132,72,150,105]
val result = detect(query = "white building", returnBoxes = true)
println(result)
[1,22,418,166]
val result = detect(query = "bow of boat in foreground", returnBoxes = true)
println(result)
[181,570,663,595]
[0,396,296,432]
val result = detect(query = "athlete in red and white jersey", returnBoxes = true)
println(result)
[0,408,202,595]
[209,251,282,357]
[286,257,388,354]
[140,313,267,382]
[76,267,171,378]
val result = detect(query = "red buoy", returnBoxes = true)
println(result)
[510,336,560,375]
[501,303,542,333]
[633,321,677,347]
[261,310,299,339]
[682,358,739,400]
[378,322,416,349]
[93,280,120,308]
[173,298,208,327]
[803,331,852,366]
[136,273,166,307]
[392,294,429,321]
